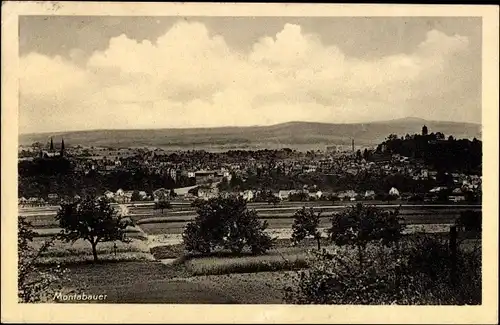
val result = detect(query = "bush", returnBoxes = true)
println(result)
[182,197,274,255]
[456,210,481,232]
[284,235,481,305]
[18,217,71,302]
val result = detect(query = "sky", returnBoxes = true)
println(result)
[19,16,482,134]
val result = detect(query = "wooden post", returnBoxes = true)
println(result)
[449,225,458,285]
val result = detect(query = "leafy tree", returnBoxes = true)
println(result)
[18,217,71,302]
[55,196,132,262]
[288,191,309,202]
[267,194,280,205]
[154,200,172,214]
[435,132,445,140]
[362,148,370,160]
[254,189,280,205]
[328,203,403,269]
[385,194,398,204]
[131,190,142,202]
[291,207,322,250]
[182,196,274,255]
[356,149,362,160]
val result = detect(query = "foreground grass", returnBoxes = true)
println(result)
[184,249,309,276]
[178,271,295,304]
[32,237,154,266]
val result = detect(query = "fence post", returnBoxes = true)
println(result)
[449,225,458,285]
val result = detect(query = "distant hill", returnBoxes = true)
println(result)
[19,118,481,151]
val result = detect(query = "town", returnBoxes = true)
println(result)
[18,125,482,207]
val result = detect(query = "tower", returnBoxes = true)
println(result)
[60,138,65,156]
[49,137,54,151]
[422,125,428,136]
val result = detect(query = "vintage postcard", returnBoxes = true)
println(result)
[1,2,499,324]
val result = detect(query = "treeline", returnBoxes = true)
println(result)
[18,158,195,198]
[377,131,482,174]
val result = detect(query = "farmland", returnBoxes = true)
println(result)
[20,201,481,304]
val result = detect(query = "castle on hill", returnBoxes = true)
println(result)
[39,137,65,158]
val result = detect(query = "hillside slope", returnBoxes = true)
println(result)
[19,118,481,151]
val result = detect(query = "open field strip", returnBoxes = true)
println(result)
[184,250,308,276]
[145,224,455,248]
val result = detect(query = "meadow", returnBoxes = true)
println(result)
[20,202,481,304]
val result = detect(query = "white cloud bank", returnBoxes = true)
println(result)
[20,21,474,133]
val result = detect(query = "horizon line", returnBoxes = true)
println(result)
[19,117,481,137]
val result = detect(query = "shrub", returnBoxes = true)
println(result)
[18,217,70,302]
[284,235,481,305]
[182,197,274,255]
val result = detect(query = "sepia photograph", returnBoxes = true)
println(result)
[2,2,499,324]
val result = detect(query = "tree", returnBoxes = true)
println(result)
[435,132,445,140]
[18,217,69,302]
[422,125,428,136]
[363,148,369,160]
[356,149,362,160]
[55,196,132,262]
[328,203,403,269]
[131,190,142,202]
[154,200,172,214]
[456,210,481,232]
[289,191,309,202]
[182,197,274,255]
[385,194,398,204]
[169,189,177,199]
[291,207,322,250]
[267,194,280,205]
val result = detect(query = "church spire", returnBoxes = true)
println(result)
[60,138,65,156]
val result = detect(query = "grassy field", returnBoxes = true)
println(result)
[183,249,309,276]
[53,261,240,304]
[174,271,293,304]
[56,260,293,303]
[32,237,154,266]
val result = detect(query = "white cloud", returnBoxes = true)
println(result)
[19,21,473,133]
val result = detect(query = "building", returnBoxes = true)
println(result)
[39,137,65,158]
[104,190,115,200]
[278,190,294,200]
[364,190,376,200]
[338,190,357,201]
[389,187,400,197]
[194,170,220,184]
